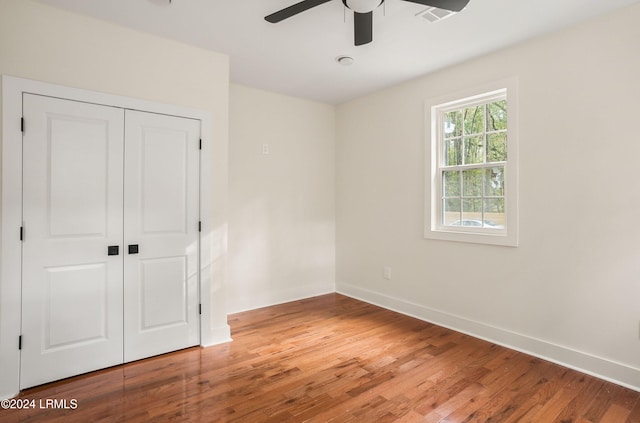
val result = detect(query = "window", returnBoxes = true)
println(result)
[425,79,518,246]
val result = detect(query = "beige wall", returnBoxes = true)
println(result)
[0,0,230,398]
[336,3,640,389]
[228,84,335,312]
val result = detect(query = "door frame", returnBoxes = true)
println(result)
[1,76,225,398]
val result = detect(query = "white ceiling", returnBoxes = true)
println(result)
[35,0,640,104]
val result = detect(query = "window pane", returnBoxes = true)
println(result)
[444,138,462,166]
[487,132,507,162]
[444,110,462,138]
[484,167,504,197]
[484,198,505,229]
[443,198,461,225]
[462,169,482,196]
[463,136,484,165]
[462,198,482,223]
[464,105,485,135]
[443,171,460,196]
[487,100,507,131]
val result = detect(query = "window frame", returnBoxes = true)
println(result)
[425,78,519,247]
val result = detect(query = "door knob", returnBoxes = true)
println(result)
[107,245,119,256]
[128,244,139,254]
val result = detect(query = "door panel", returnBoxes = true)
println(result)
[123,110,200,362]
[45,263,109,348]
[140,127,189,234]
[21,94,124,389]
[140,256,188,329]
[48,117,110,237]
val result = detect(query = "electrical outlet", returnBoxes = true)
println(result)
[383,266,392,280]
[262,143,270,154]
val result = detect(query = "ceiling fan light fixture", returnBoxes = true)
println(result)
[343,0,384,13]
[265,0,471,46]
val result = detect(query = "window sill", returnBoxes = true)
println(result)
[424,227,518,247]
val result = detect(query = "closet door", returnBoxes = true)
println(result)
[123,110,200,362]
[20,94,125,389]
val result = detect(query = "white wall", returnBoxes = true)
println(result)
[3,0,639,398]
[336,3,640,390]
[228,84,335,313]
[0,0,230,398]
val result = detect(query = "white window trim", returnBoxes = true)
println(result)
[424,77,519,247]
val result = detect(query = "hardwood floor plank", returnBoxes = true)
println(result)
[3,293,638,422]
[626,397,640,423]
[585,384,636,422]
[601,404,632,423]
[554,375,607,423]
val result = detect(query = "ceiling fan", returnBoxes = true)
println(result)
[265,0,470,46]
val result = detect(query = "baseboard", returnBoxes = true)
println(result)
[227,284,335,315]
[201,324,233,348]
[337,282,640,392]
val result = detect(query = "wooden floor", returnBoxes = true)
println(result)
[4,294,639,422]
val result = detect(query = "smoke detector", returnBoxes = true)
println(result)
[336,56,355,66]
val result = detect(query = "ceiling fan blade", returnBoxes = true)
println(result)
[400,0,470,12]
[354,11,373,46]
[265,0,334,23]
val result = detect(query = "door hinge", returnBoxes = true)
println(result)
[20,226,24,241]
[21,117,24,133]
[198,221,202,233]
[199,304,202,315]
[199,139,202,150]
[18,335,22,350]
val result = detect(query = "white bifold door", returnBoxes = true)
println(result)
[20,94,201,389]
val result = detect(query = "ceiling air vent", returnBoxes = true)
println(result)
[416,6,457,23]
